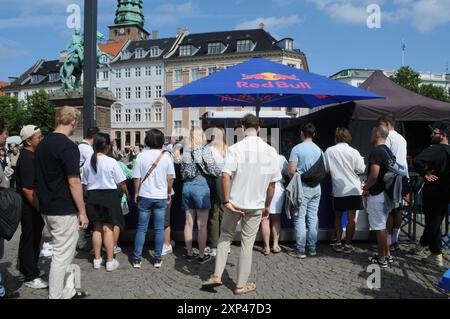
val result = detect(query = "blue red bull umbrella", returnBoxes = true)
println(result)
[165,57,383,118]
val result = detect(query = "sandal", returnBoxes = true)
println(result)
[263,248,271,256]
[272,246,281,254]
[202,276,223,289]
[234,282,256,295]
[71,291,90,299]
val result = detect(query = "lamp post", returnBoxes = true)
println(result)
[83,0,98,136]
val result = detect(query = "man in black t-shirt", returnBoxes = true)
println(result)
[35,106,89,299]
[16,125,47,289]
[363,126,394,268]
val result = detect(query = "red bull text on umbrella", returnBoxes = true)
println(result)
[238,72,312,89]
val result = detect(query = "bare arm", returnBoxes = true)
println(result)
[222,172,243,215]
[118,182,130,200]
[21,188,39,211]
[288,162,298,178]
[134,178,141,203]
[263,182,276,217]
[67,175,88,229]
[364,164,380,191]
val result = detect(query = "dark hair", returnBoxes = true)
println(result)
[90,132,111,173]
[335,127,352,144]
[378,114,395,127]
[301,123,316,138]
[241,114,260,130]
[374,126,389,139]
[0,118,7,134]
[85,126,100,139]
[145,129,164,149]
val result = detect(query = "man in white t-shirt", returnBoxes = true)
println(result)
[132,129,175,269]
[378,115,408,249]
[202,114,281,295]
[78,127,99,168]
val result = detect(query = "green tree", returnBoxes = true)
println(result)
[390,66,421,92]
[418,84,450,102]
[26,90,55,135]
[0,95,29,135]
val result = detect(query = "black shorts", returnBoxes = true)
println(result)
[333,196,363,212]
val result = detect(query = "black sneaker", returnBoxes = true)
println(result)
[288,250,306,259]
[368,256,388,268]
[185,253,199,262]
[386,255,395,264]
[132,259,142,269]
[197,254,211,264]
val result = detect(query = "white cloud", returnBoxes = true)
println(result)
[411,0,450,32]
[235,16,301,32]
[0,38,30,59]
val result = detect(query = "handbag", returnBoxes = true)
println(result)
[0,188,23,241]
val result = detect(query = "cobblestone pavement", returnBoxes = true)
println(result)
[1,230,449,299]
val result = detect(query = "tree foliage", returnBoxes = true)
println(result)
[390,66,421,93]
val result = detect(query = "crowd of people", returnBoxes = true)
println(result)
[0,107,449,299]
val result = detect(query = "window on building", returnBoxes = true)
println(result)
[115,108,121,122]
[125,131,131,146]
[125,68,131,78]
[154,103,162,122]
[115,69,122,78]
[102,71,109,80]
[156,85,162,98]
[287,63,296,68]
[135,108,141,122]
[115,88,122,100]
[135,48,144,58]
[135,131,141,146]
[145,108,152,122]
[174,69,183,82]
[49,73,59,82]
[191,120,199,128]
[96,71,99,80]
[207,66,217,75]
[145,86,151,99]
[191,68,200,81]
[155,66,162,75]
[135,67,141,77]
[122,51,131,60]
[174,121,182,136]
[145,66,151,76]
[125,109,131,122]
[208,42,224,54]
[236,39,254,52]
[135,86,141,99]
[125,87,131,100]
[179,45,194,56]
[115,131,121,150]
[150,47,160,57]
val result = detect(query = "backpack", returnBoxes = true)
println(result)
[0,188,23,241]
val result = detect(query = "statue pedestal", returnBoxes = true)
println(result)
[49,89,116,142]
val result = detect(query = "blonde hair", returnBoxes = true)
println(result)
[210,127,227,158]
[56,106,81,126]
[189,127,206,149]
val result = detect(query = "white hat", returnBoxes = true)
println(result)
[20,125,40,143]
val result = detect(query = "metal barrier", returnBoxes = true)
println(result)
[402,173,449,249]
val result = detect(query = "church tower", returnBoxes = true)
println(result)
[109,0,149,42]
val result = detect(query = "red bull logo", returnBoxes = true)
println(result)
[237,72,312,90]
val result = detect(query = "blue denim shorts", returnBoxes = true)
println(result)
[182,176,211,210]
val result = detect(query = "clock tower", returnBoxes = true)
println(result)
[108,0,149,42]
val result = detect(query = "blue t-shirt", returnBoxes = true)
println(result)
[289,141,322,174]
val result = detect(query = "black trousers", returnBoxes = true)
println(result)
[419,188,449,255]
[18,207,45,281]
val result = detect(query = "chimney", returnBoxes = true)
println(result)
[59,50,68,63]
[259,22,265,30]
[152,30,159,40]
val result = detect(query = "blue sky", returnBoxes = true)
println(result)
[1,0,450,81]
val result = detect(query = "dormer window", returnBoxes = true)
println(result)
[277,38,294,51]
[135,48,144,58]
[31,74,43,84]
[122,51,131,60]
[150,47,161,57]
[179,45,195,57]
[101,55,108,64]
[48,73,60,82]
[207,42,225,55]
[236,39,255,52]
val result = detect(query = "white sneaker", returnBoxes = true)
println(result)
[106,259,120,272]
[424,254,444,268]
[42,242,53,251]
[162,244,173,256]
[204,246,212,255]
[93,258,103,270]
[209,248,217,257]
[24,278,48,289]
[39,248,52,258]
[114,246,122,254]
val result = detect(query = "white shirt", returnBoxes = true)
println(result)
[132,149,176,199]
[325,143,366,197]
[79,140,94,168]
[222,136,281,210]
[208,145,227,170]
[386,130,408,168]
[81,155,126,190]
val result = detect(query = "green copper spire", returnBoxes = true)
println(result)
[114,0,145,27]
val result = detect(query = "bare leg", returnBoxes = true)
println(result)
[92,222,103,260]
[164,226,171,246]
[271,214,281,250]
[184,210,196,256]
[376,230,388,261]
[345,211,356,245]
[261,214,270,253]
[197,210,209,258]
[334,211,343,244]
[102,223,114,262]
[113,225,120,248]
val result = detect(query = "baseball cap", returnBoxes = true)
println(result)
[20,125,40,143]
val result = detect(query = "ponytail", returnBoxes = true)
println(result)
[90,132,111,174]
[91,152,98,173]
